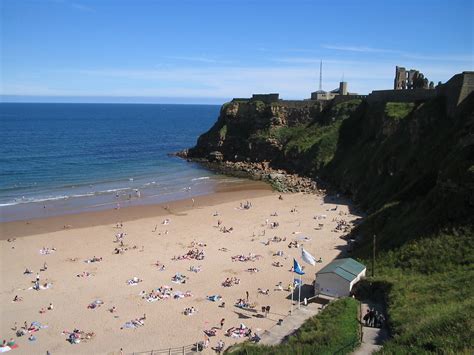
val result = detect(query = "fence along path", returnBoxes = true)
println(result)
[129,343,198,355]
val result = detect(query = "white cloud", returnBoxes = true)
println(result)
[162,56,226,64]
[322,44,397,54]
[3,57,472,99]
[322,44,473,63]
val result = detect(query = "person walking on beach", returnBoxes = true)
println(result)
[246,291,249,302]
[266,305,271,317]
[220,318,225,329]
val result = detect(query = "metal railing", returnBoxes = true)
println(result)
[130,343,198,355]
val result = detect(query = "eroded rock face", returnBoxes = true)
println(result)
[188,100,324,161]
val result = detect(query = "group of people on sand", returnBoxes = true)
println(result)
[140,286,171,302]
[84,256,102,263]
[140,286,192,302]
[219,224,234,233]
[39,246,56,255]
[127,277,143,286]
[12,321,45,341]
[231,253,261,262]
[203,317,259,345]
[269,221,280,229]
[39,303,54,313]
[269,236,285,243]
[154,260,166,270]
[121,315,146,330]
[235,298,255,309]
[287,240,300,248]
[332,218,352,233]
[64,329,95,344]
[31,272,52,291]
[222,277,240,287]
[239,201,252,210]
[173,248,205,261]
[189,265,201,273]
[183,307,197,316]
[171,273,187,284]
[225,324,252,338]
[189,240,207,247]
[272,261,284,267]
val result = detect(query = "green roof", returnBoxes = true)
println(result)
[316,258,366,282]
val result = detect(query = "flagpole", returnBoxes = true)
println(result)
[298,274,302,309]
[290,274,294,315]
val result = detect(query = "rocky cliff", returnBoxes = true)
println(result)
[188,99,327,162]
[186,88,474,353]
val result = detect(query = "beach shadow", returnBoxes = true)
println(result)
[285,284,314,301]
[233,311,251,319]
[322,193,362,218]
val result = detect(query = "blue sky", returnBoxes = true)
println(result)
[1,0,473,103]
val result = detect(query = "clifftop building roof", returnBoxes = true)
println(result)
[316,258,366,282]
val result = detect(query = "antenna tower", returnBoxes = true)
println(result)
[319,60,323,91]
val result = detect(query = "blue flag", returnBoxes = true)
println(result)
[293,258,305,275]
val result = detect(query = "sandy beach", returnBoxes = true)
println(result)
[1,187,361,354]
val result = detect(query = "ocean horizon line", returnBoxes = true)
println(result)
[1,95,230,105]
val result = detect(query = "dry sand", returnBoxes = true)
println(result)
[0,188,361,354]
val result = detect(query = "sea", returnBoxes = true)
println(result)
[0,103,242,222]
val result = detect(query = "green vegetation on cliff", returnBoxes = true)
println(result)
[384,102,415,120]
[190,92,474,353]
[227,298,360,355]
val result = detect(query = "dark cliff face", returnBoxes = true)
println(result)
[188,100,326,162]
[188,94,474,353]
[189,94,474,251]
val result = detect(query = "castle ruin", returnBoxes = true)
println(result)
[394,66,435,90]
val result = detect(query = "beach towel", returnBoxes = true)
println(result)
[28,283,52,291]
[122,322,136,329]
[0,345,17,353]
[207,295,221,302]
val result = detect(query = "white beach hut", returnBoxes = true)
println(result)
[314,258,366,298]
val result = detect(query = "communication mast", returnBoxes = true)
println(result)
[319,60,323,91]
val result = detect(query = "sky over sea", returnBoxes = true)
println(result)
[1,0,473,103]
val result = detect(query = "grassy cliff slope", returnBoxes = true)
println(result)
[190,93,474,353]
[227,297,360,355]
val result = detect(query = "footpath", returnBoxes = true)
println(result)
[258,303,320,345]
[352,302,389,355]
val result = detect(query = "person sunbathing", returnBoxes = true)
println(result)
[204,328,218,337]
[225,327,235,336]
